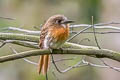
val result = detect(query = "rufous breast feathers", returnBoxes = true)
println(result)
[50,25,69,42]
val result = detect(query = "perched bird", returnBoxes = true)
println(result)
[38,14,73,75]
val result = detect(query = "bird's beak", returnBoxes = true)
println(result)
[61,20,74,24]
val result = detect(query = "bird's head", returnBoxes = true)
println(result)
[45,14,74,28]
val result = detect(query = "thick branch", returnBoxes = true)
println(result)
[0,48,120,63]
[0,32,120,63]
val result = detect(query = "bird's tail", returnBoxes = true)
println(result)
[38,55,50,75]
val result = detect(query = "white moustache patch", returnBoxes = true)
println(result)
[61,24,67,28]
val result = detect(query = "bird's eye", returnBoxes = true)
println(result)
[56,20,62,24]
[58,20,62,23]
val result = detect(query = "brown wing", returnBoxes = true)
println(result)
[39,26,48,49]
[38,24,51,74]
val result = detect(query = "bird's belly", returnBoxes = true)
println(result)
[49,40,65,49]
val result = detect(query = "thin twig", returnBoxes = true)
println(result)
[78,38,90,44]
[70,31,120,34]
[90,18,119,73]
[10,46,38,65]
[60,61,86,73]
[51,54,63,73]
[67,25,92,41]
[91,16,101,49]
[3,27,40,35]
[58,59,120,73]
[0,40,17,48]
[0,41,6,48]
[91,17,119,73]
[95,22,120,26]
[70,22,120,30]
[100,59,120,72]
[0,16,16,20]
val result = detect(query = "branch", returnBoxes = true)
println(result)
[60,59,120,73]
[0,33,39,42]
[0,32,120,62]
[0,16,16,20]
[0,32,95,49]
[70,22,120,30]
[0,48,120,63]
[0,23,120,63]
[0,32,97,49]
[71,31,120,34]
[3,27,40,35]
[11,47,120,73]
[3,22,120,35]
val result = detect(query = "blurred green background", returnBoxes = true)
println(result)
[0,0,120,80]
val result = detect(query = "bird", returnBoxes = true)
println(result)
[38,14,74,75]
